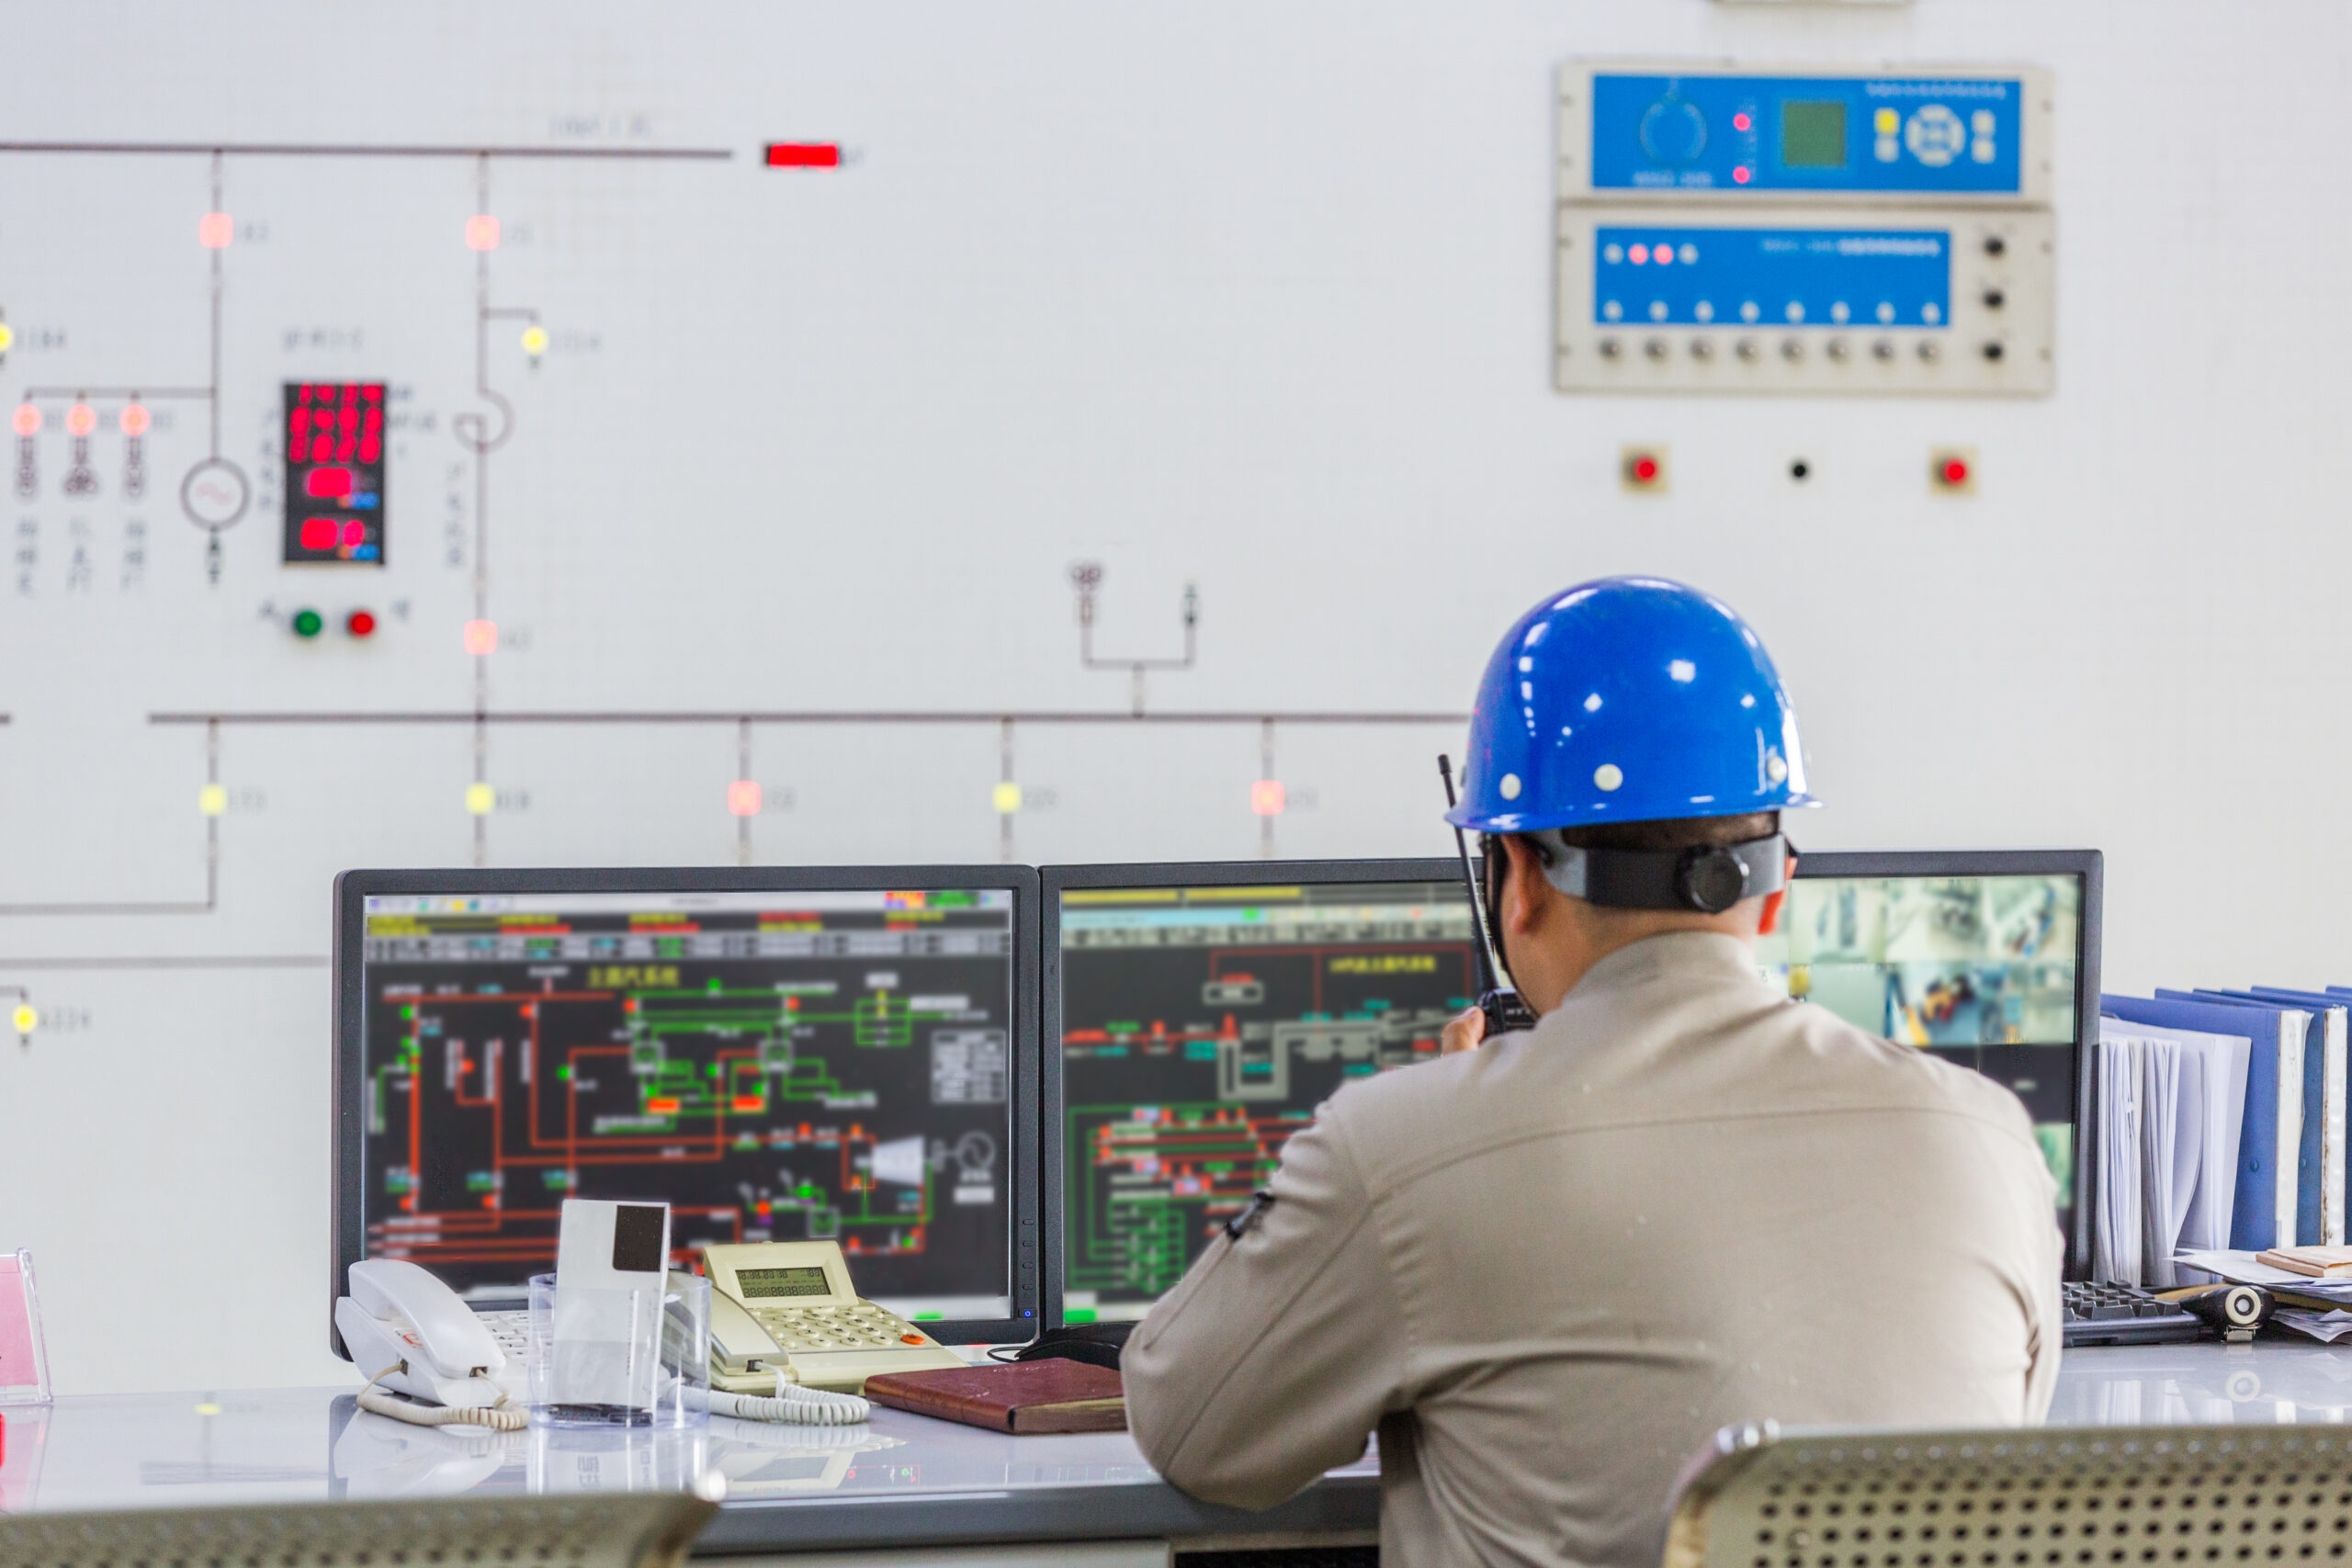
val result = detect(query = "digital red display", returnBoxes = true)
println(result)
[282,382,386,565]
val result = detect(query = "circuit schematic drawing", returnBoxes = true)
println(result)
[1056,881,1476,1315]
[358,891,1014,1309]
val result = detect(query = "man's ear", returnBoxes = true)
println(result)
[1757,852,1796,936]
[1500,834,1550,934]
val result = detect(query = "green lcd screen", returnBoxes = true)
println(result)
[737,1265,832,1299]
[1781,101,1848,168]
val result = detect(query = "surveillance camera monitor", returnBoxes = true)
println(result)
[1755,849,2100,1276]
[334,865,1042,1347]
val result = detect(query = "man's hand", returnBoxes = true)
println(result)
[1440,1006,1486,1055]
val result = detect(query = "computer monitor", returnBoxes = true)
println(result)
[1041,860,1476,1324]
[1755,849,2101,1275]
[333,866,1042,1346]
[1041,848,2101,1325]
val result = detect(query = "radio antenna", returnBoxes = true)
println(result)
[1438,754,1507,993]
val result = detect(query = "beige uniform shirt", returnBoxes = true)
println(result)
[1124,931,2063,1568]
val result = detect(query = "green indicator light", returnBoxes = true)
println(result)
[1063,1308,1099,1325]
[400,1005,416,1020]
[291,608,323,638]
[913,1312,944,1321]
[557,1066,573,1080]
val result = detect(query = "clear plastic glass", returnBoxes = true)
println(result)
[526,1271,709,1430]
[0,1249,52,1406]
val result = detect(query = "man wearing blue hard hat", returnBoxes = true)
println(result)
[1125,577,2061,1568]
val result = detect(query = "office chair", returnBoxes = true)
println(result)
[0,1490,717,1568]
[1665,1421,2352,1568]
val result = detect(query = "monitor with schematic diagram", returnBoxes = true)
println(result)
[331,865,1043,1348]
[1755,850,2101,1272]
[1040,860,1476,1324]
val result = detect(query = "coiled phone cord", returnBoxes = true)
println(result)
[691,1376,871,1426]
[357,1361,529,1431]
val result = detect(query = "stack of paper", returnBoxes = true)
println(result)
[2094,1025,2143,1283]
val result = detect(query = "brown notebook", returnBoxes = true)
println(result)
[863,1359,1127,1434]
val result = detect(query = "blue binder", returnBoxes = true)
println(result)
[2165,990,2322,1246]
[2101,993,2280,1249]
[2251,987,2351,1246]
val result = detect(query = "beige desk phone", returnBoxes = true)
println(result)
[702,1241,966,1394]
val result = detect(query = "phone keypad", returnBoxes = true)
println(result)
[752,1302,931,1352]
[477,1309,530,1358]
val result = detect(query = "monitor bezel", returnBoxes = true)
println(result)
[332,863,1045,1356]
[1787,848,2102,1280]
[1039,856,1465,1330]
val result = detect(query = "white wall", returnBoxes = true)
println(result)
[0,0,2338,1393]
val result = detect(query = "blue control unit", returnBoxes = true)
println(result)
[1589,73,2024,196]
[1593,226,1951,331]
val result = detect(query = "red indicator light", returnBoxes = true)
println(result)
[198,212,232,248]
[465,214,500,251]
[463,619,498,656]
[1733,165,1752,185]
[1250,780,1285,817]
[300,519,334,551]
[729,780,763,817]
[305,466,354,499]
[1654,247,1672,266]
[1628,243,1649,265]
[120,403,150,436]
[341,520,366,547]
[1632,455,1660,482]
[765,142,842,167]
[65,403,96,437]
[346,609,378,638]
[1941,457,1970,486]
[1733,112,1753,132]
[11,404,39,437]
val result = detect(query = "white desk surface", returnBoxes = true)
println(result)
[1,1343,2346,1552]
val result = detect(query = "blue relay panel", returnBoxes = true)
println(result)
[1593,226,1950,330]
[1589,73,2025,196]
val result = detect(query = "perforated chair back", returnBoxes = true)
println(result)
[1664,1424,2352,1568]
[0,1491,716,1568]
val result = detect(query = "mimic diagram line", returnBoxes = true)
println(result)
[0,141,733,160]
[147,709,1469,726]
[0,718,221,916]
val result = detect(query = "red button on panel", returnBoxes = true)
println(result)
[900,1333,925,1345]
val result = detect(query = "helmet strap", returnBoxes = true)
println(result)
[1531,832,1790,916]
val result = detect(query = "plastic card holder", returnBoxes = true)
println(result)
[0,1250,51,1406]
[528,1271,707,1430]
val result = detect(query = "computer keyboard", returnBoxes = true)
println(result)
[2061,1280,2202,1346]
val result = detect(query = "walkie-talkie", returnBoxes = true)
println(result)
[1438,755,1540,1038]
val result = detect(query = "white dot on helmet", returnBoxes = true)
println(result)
[1583,694,1602,712]
[1594,764,1623,791]
[1767,756,1789,783]
[1668,660,1695,682]
[1741,694,1756,708]
[1521,682,1533,700]
[1518,657,1533,672]
[1499,774,1522,800]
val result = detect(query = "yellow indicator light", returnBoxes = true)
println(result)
[1874,107,1900,135]
[521,325,548,356]
[198,784,228,817]
[466,783,496,817]
[0,323,14,354]
[991,782,1023,815]
[193,1402,222,1417]
[10,1004,35,1035]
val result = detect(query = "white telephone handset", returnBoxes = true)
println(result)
[337,1259,526,1430]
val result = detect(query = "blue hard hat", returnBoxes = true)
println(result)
[1448,576,1819,833]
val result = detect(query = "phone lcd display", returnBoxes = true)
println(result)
[739,1265,833,1299]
